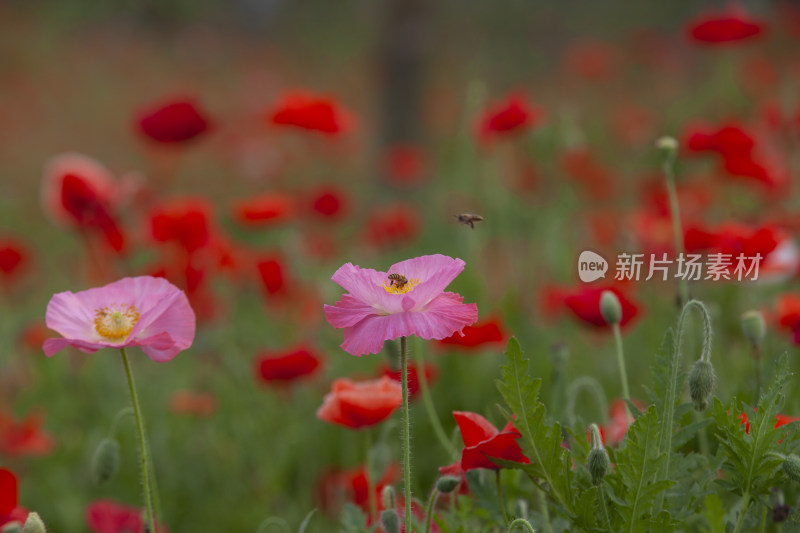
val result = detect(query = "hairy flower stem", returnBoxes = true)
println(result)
[753,344,762,402]
[535,485,553,533]
[733,492,751,533]
[496,470,510,526]
[413,341,458,458]
[611,323,631,420]
[507,518,537,533]
[661,145,689,306]
[424,487,440,533]
[120,347,156,533]
[565,376,608,427]
[364,429,378,522]
[400,336,412,531]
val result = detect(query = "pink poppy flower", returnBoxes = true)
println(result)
[324,254,478,356]
[42,276,195,362]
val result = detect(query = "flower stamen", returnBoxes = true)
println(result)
[383,275,420,295]
[94,304,140,340]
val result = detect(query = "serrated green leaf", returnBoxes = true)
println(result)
[340,502,368,533]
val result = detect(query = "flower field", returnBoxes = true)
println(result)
[4,1,800,531]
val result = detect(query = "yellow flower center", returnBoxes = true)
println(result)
[383,276,420,295]
[94,304,140,340]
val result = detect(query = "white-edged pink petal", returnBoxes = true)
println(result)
[340,313,416,356]
[389,255,465,309]
[408,292,478,340]
[324,295,379,328]
[330,263,391,308]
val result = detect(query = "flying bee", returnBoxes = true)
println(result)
[456,213,484,229]
[387,273,408,290]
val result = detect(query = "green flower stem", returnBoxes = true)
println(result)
[535,485,553,533]
[565,376,609,427]
[424,487,440,533]
[364,429,378,522]
[599,484,612,531]
[496,470,510,526]
[507,518,537,533]
[753,344,762,402]
[400,336,412,531]
[412,340,458,458]
[662,146,689,306]
[120,347,156,533]
[733,491,751,533]
[611,323,631,420]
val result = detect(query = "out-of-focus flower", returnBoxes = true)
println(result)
[776,294,800,336]
[316,464,399,518]
[0,238,30,283]
[18,321,52,353]
[86,499,167,533]
[169,390,217,417]
[597,399,641,446]
[564,40,619,81]
[363,204,420,249]
[309,186,347,219]
[561,148,615,200]
[453,411,528,471]
[268,90,352,134]
[136,98,211,144]
[437,317,506,350]
[380,361,437,399]
[231,194,293,227]
[256,255,287,296]
[437,461,469,495]
[316,376,402,429]
[324,254,478,356]
[0,411,55,457]
[477,93,542,142]
[382,143,428,185]
[255,346,322,384]
[739,411,800,434]
[149,198,213,254]
[561,286,639,329]
[687,9,764,45]
[43,276,196,362]
[0,468,27,527]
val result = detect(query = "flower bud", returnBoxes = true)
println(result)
[380,509,400,533]
[656,136,679,153]
[91,437,120,485]
[688,359,715,412]
[381,485,396,510]
[599,291,622,326]
[1,523,22,533]
[435,475,460,494]
[741,310,766,348]
[588,423,609,485]
[784,454,800,484]
[22,513,45,533]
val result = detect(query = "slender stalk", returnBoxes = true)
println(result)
[412,341,458,458]
[732,492,751,533]
[496,470,510,526]
[661,146,689,306]
[507,518,537,533]
[535,485,553,533]
[753,345,762,403]
[400,337,412,531]
[364,429,378,522]
[424,487,440,533]
[611,323,631,420]
[120,347,156,533]
[599,484,613,531]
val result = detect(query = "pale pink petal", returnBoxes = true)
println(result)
[43,337,103,357]
[408,292,478,340]
[45,290,97,339]
[388,255,465,308]
[324,294,380,328]
[136,332,180,363]
[340,313,416,356]
[330,263,391,307]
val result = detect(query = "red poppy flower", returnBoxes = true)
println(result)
[136,98,211,144]
[562,286,639,329]
[0,469,26,528]
[255,255,287,296]
[363,204,420,248]
[316,464,399,518]
[776,294,800,332]
[316,377,402,429]
[0,239,29,281]
[149,198,212,253]
[169,390,217,417]
[86,499,167,533]
[382,143,428,185]
[268,90,351,134]
[687,10,764,45]
[477,94,542,141]
[739,412,800,434]
[453,411,529,471]
[256,346,322,384]
[309,186,346,218]
[564,40,618,81]
[597,399,642,446]
[560,148,615,200]
[380,361,437,399]
[18,321,52,353]
[0,411,55,457]
[438,317,506,350]
[437,461,469,495]
[232,194,293,227]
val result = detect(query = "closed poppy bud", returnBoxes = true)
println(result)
[380,509,400,533]
[91,437,120,485]
[784,454,800,484]
[588,423,609,485]
[688,359,715,412]
[656,136,678,153]
[381,485,396,510]
[741,310,766,348]
[600,290,622,326]
[22,513,45,533]
[436,475,461,494]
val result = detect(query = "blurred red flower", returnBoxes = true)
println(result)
[169,390,217,417]
[309,186,347,218]
[255,255,287,296]
[562,286,639,329]
[86,499,167,533]
[597,398,642,446]
[316,464,398,518]
[18,321,52,353]
[0,238,29,281]
[232,194,293,226]
[363,204,420,248]
[136,98,211,144]
[477,93,542,141]
[739,411,800,434]
[564,40,619,81]
[256,346,322,384]
[561,148,615,200]
[317,376,402,429]
[380,361,437,399]
[269,90,351,134]
[149,198,212,253]
[687,10,764,45]
[0,468,26,528]
[0,411,55,457]
[454,411,528,471]
[776,294,800,332]
[382,143,428,185]
[438,460,469,494]
[438,317,506,350]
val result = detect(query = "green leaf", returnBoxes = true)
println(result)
[339,502,368,533]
